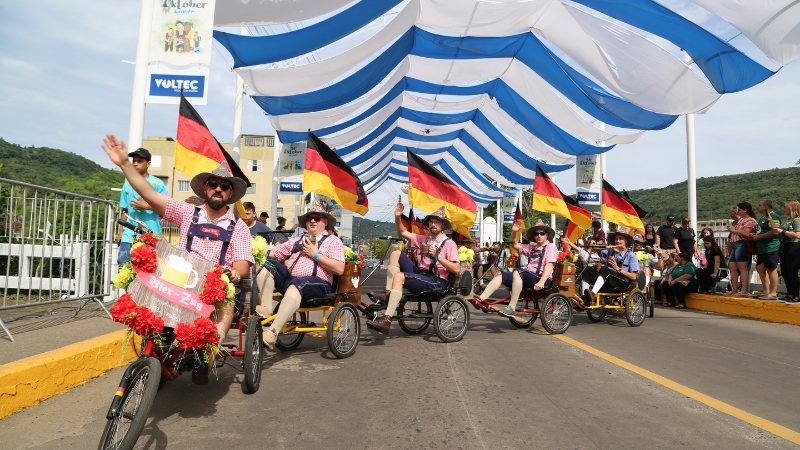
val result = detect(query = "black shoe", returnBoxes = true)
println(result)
[584,289,596,305]
[368,290,389,304]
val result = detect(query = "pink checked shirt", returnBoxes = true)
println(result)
[162,198,254,268]
[271,231,345,284]
[409,233,458,281]
[518,241,558,280]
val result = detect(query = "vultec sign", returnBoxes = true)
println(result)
[279,181,303,193]
[149,74,205,98]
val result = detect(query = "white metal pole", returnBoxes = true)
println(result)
[496,183,502,243]
[270,135,280,229]
[685,52,698,233]
[478,207,484,245]
[127,0,155,150]
[230,26,246,165]
[599,124,607,232]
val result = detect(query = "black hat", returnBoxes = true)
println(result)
[128,148,151,161]
[666,215,676,221]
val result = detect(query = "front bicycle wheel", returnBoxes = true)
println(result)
[327,303,360,359]
[98,357,160,450]
[434,296,470,343]
[586,308,607,322]
[540,294,573,335]
[243,315,263,394]
[273,304,306,352]
[397,300,432,334]
[647,284,655,318]
[625,291,647,327]
[508,299,538,329]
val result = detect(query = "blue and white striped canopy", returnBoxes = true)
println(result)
[213,0,799,205]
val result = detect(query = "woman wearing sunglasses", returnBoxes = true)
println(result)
[475,220,558,318]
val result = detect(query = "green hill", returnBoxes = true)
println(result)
[0,138,123,200]
[626,166,800,225]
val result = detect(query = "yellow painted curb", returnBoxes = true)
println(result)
[0,330,141,419]
[686,293,800,326]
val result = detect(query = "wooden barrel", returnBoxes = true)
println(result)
[554,263,576,296]
[337,261,362,305]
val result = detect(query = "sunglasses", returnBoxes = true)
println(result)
[532,231,548,236]
[205,179,232,191]
[306,216,324,222]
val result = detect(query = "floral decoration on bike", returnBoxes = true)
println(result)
[344,245,365,268]
[556,251,579,264]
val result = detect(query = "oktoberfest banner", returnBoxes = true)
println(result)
[146,0,217,105]
[576,155,601,206]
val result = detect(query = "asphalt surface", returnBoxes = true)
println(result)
[2,269,800,449]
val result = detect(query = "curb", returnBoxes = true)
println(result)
[0,330,140,419]
[685,293,800,326]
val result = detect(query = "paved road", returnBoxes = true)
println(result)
[2,297,799,449]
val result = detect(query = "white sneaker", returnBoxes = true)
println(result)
[262,327,277,350]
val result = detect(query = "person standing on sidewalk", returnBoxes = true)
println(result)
[726,202,757,297]
[773,200,800,303]
[674,216,699,260]
[753,200,781,300]
[115,148,168,265]
[656,215,678,252]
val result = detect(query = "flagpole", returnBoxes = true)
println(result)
[496,182,502,244]
[600,124,608,232]
[685,51,698,233]
[230,26,246,166]
[271,135,280,229]
[127,0,155,150]
[550,175,556,229]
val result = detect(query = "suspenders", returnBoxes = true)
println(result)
[288,234,329,276]
[185,207,236,266]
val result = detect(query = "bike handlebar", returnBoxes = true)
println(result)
[117,219,150,234]
[378,236,405,242]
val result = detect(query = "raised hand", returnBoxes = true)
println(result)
[511,220,521,233]
[394,202,405,217]
[101,134,129,167]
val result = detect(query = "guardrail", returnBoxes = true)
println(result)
[0,178,117,342]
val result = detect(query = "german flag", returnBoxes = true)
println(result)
[562,194,593,243]
[401,207,427,235]
[622,190,648,219]
[533,166,570,219]
[602,179,644,233]
[303,132,368,215]
[407,151,476,237]
[176,94,250,215]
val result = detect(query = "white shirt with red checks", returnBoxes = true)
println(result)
[518,241,557,279]
[408,233,458,281]
[162,198,254,267]
[271,231,344,284]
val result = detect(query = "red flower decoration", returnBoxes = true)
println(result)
[130,244,157,273]
[174,322,198,350]
[110,294,137,325]
[199,266,228,306]
[136,232,159,246]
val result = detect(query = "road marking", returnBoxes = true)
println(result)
[545,329,800,445]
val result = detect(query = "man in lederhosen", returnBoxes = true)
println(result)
[581,231,640,304]
[365,204,460,334]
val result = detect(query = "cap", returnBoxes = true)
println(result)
[128,148,151,161]
[666,215,676,221]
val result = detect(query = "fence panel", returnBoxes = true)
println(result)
[0,178,117,342]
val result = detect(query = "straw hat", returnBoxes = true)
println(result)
[421,206,452,231]
[189,161,248,204]
[525,220,555,241]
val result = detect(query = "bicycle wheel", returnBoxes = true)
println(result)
[586,307,607,323]
[540,294,573,335]
[625,291,647,327]
[327,303,360,359]
[433,296,470,343]
[396,300,433,335]
[508,299,538,329]
[243,315,263,394]
[98,357,160,450]
[647,285,655,318]
[273,304,306,352]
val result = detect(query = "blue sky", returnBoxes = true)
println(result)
[1,1,798,221]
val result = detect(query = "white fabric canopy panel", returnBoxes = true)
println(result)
[214,0,356,26]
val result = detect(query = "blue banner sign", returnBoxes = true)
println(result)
[149,74,206,98]
[279,181,303,193]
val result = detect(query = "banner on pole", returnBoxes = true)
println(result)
[576,155,601,206]
[146,0,216,105]
[277,141,306,178]
[501,193,516,223]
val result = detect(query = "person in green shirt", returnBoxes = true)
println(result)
[773,200,800,303]
[753,199,781,299]
[663,252,697,308]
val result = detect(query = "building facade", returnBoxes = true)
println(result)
[142,135,298,227]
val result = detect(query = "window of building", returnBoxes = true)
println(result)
[245,137,264,147]
[246,183,256,195]
[249,160,262,172]
[276,208,283,217]
[266,137,274,147]
[177,180,189,192]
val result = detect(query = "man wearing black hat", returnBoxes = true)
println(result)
[365,204,460,334]
[581,231,640,303]
[115,147,168,265]
[103,134,254,384]
[655,215,678,251]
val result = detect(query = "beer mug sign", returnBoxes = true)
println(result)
[161,255,199,289]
